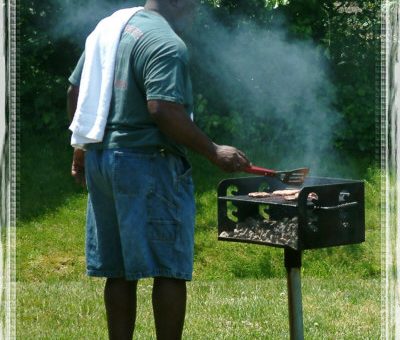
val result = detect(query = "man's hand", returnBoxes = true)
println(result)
[71,148,86,187]
[210,144,250,173]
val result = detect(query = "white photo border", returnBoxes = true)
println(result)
[0,0,396,339]
[3,0,16,338]
[381,0,399,339]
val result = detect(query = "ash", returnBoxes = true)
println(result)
[219,217,299,250]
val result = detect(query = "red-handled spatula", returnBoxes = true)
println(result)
[244,165,309,185]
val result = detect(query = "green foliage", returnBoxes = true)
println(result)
[20,0,80,131]
[21,0,379,159]
[193,0,379,158]
[328,2,378,155]
[276,0,381,155]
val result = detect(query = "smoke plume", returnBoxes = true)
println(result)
[188,7,342,175]
[53,1,346,176]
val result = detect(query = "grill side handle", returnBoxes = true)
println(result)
[297,183,363,210]
[311,201,359,210]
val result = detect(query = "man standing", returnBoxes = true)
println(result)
[67,1,250,339]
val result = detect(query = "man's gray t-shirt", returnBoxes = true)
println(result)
[69,10,193,156]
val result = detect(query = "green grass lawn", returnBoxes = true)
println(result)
[17,132,381,338]
[18,277,380,339]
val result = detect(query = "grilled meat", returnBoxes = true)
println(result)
[248,192,271,198]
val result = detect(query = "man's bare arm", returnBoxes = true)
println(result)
[67,84,79,122]
[147,100,250,172]
[67,84,86,186]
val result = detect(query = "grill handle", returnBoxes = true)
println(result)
[312,201,359,211]
[243,165,276,176]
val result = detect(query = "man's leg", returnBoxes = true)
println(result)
[152,277,187,340]
[104,278,138,340]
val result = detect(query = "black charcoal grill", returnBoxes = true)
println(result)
[217,175,365,339]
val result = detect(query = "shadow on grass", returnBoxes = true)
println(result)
[19,129,86,222]
[230,250,285,279]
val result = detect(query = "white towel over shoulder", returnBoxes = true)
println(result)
[69,7,143,148]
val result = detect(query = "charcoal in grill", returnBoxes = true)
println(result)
[219,216,299,249]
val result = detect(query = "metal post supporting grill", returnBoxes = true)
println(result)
[285,249,304,340]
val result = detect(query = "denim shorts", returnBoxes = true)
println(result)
[84,148,195,281]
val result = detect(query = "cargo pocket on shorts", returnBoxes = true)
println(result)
[147,189,178,223]
[147,154,193,244]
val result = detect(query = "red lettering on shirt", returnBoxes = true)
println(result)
[124,25,144,40]
[114,79,128,90]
